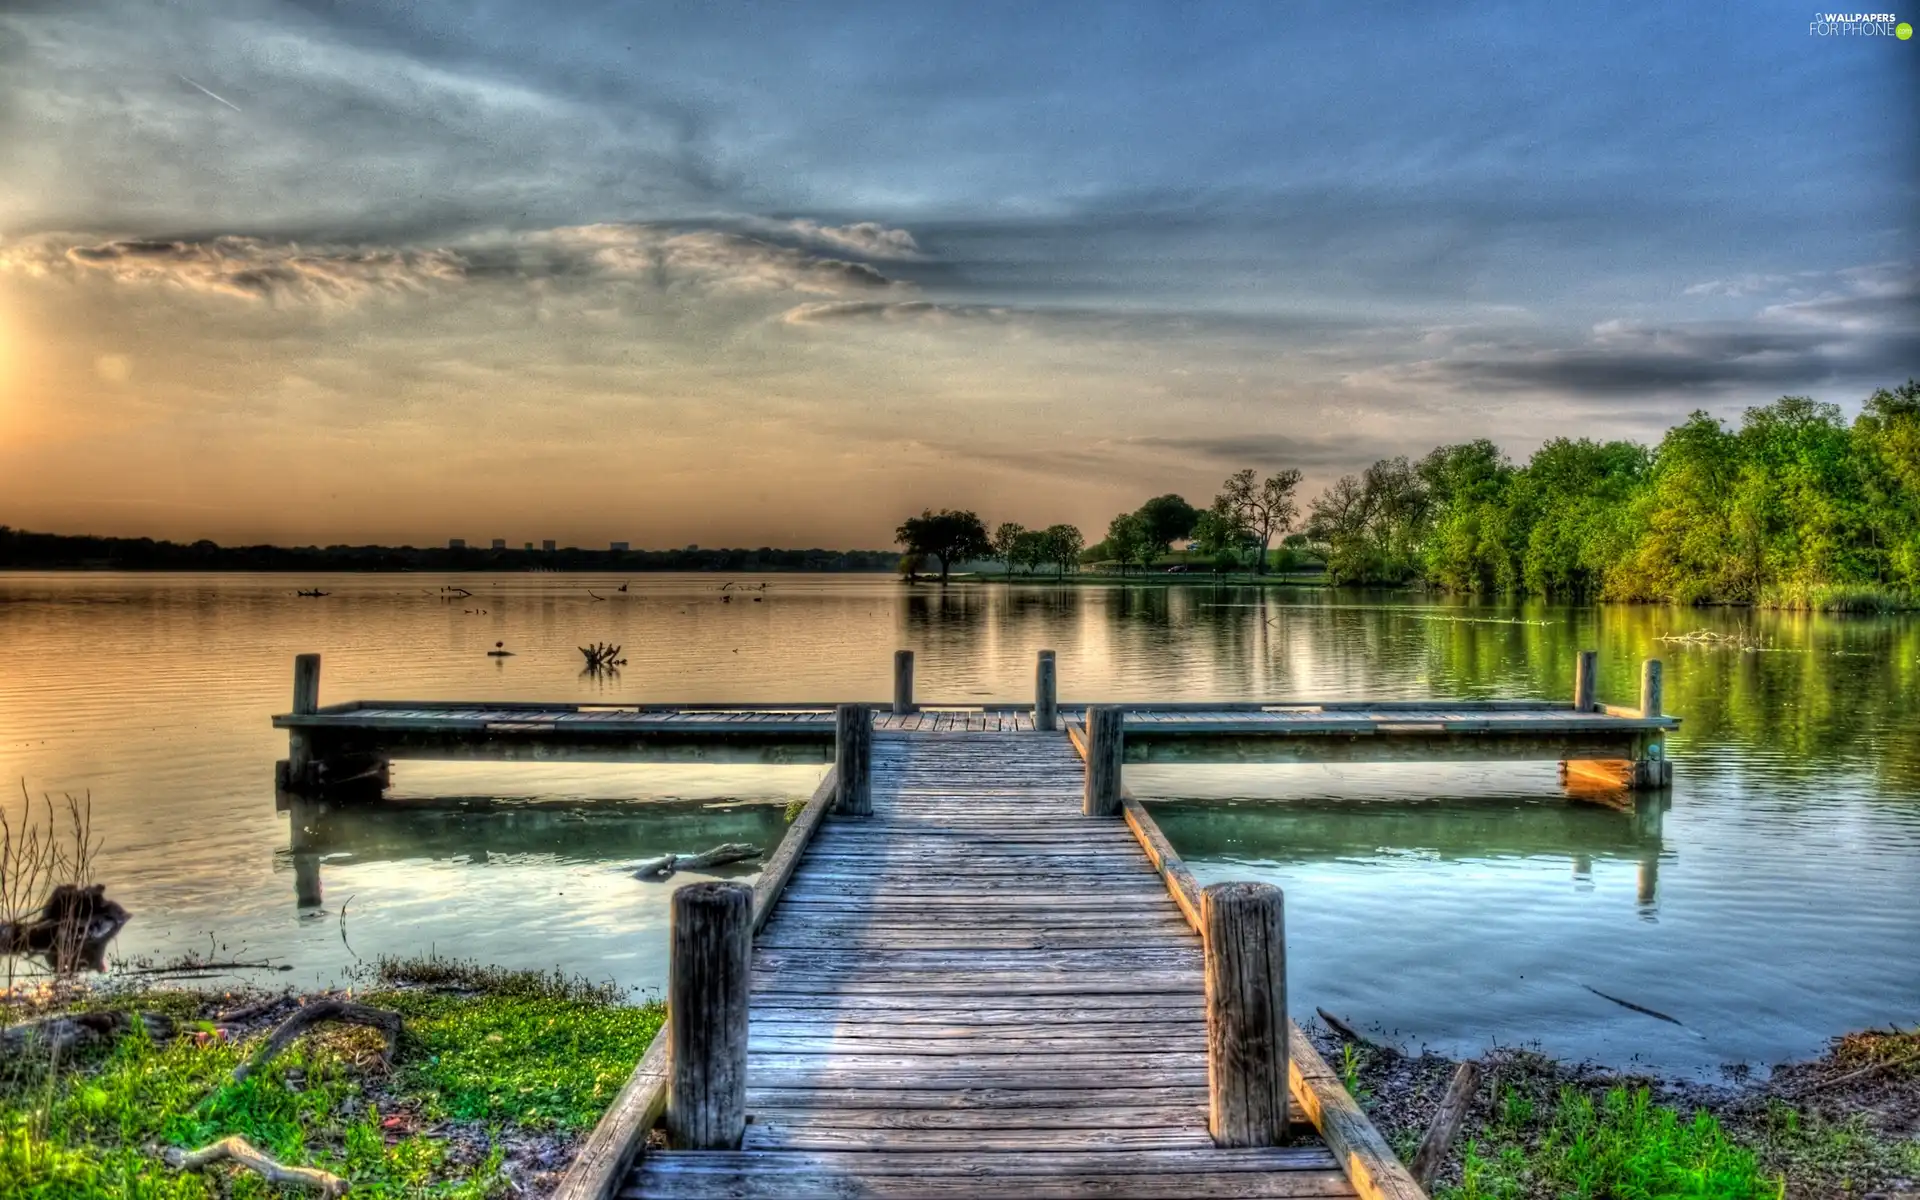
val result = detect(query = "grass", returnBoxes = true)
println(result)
[1,959,664,1199]
[1441,1084,1784,1200]
[1758,582,1916,613]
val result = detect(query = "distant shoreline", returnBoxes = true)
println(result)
[0,526,898,573]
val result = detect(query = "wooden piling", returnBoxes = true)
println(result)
[1035,650,1057,732]
[834,705,872,816]
[292,654,321,715]
[665,881,752,1151]
[1639,659,1663,719]
[1202,881,1289,1148]
[1573,650,1597,713]
[892,650,915,715]
[293,855,322,908]
[1082,706,1124,817]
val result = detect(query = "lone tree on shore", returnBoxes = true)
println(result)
[896,509,992,585]
[1216,468,1303,575]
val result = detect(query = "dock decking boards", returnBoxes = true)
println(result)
[624,731,1362,1200]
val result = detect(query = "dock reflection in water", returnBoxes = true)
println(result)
[283,794,789,911]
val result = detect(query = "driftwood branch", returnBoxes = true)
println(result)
[232,999,402,1083]
[1410,1060,1481,1187]
[1,1009,174,1060]
[1316,1006,1377,1048]
[631,842,762,880]
[163,1137,346,1197]
[579,641,626,669]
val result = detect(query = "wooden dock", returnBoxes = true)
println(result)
[270,649,1681,1199]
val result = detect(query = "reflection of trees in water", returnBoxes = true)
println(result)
[1414,603,1920,786]
[1152,792,1667,914]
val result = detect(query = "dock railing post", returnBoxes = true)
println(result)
[835,704,873,816]
[1202,881,1289,1148]
[1573,649,1597,712]
[893,650,915,715]
[1083,706,1124,817]
[1035,650,1057,732]
[293,653,321,715]
[1639,658,1663,719]
[285,654,322,790]
[666,880,751,1150]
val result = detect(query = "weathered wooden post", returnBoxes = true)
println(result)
[1202,881,1289,1147]
[293,653,321,715]
[293,855,322,908]
[1639,658,1663,719]
[286,654,321,790]
[666,881,752,1150]
[835,704,872,816]
[892,650,915,715]
[1083,706,1124,817]
[1572,650,1597,712]
[1035,650,1057,732]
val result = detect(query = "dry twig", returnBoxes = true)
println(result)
[163,1137,347,1197]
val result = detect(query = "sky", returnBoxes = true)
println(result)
[0,0,1915,549]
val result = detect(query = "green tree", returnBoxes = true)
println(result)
[1216,469,1303,574]
[1192,501,1252,573]
[991,522,1027,577]
[1010,529,1050,575]
[1106,513,1153,576]
[895,509,992,585]
[1133,494,1199,558]
[1039,524,1084,579]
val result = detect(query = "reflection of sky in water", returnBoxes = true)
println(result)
[0,572,1916,1075]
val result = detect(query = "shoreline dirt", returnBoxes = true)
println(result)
[1310,1021,1920,1198]
[7,970,1914,1198]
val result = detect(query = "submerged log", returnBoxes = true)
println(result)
[632,843,763,881]
[163,1137,347,1197]
[0,883,131,972]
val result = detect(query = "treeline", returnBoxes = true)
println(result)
[0,528,899,573]
[1303,382,1920,608]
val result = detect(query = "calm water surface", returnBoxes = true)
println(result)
[1,572,1915,1075]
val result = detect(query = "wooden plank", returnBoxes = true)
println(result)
[751,769,836,934]
[744,1103,1208,1130]
[626,1163,1354,1199]
[630,1147,1341,1175]
[740,1085,1210,1110]
[1289,1026,1427,1200]
[742,1124,1216,1151]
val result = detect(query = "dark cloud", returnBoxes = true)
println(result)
[1403,266,1920,400]
[1126,434,1402,468]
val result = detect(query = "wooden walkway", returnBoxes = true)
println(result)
[624,730,1369,1199]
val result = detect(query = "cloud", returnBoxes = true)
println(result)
[1126,434,1403,468]
[1393,263,1919,399]
[1,234,466,305]
[765,220,923,260]
[1,221,913,307]
[780,298,1010,325]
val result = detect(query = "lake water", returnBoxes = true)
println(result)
[1,572,1915,1076]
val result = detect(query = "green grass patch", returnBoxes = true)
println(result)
[2,964,664,1199]
[1441,1085,1785,1200]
